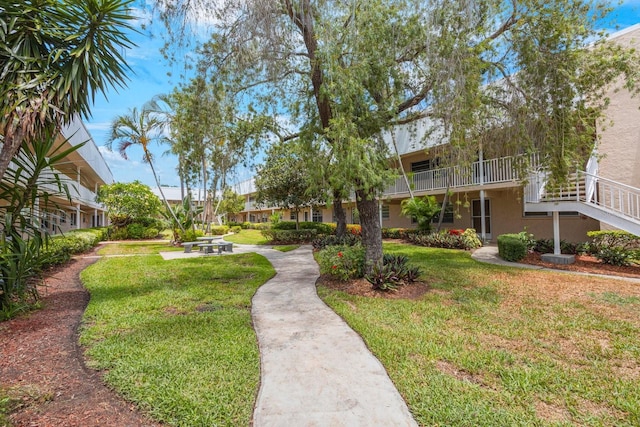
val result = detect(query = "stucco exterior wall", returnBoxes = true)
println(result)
[597,27,640,192]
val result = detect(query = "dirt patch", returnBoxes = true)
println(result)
[316,275,430,300]
[0,246,160,427]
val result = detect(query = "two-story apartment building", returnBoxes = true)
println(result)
[233,25,640,243]
[5,115,114,234]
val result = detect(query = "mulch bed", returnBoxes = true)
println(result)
[0,246,160,427]
[520,252,640,279]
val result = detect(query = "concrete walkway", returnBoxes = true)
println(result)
[251,246,417,427]
[160,244,417,426]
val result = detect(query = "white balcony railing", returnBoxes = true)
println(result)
[384,153,539,196]
[61,116,114,185]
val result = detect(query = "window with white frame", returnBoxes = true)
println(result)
[312,210,323,223]
[381,205,390,220]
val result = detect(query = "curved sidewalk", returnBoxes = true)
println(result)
[250,245,417,427]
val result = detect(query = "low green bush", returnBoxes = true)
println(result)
[261,229,317,244]
[585,230,640,266]
[406,229,480,250]
[365,254,422,291]
[316,245,365,281]
[497,234,527,262]
[231,226,242,234]
[312,234,361,250]
[534,238,586,255]
[144,228,159,239]
[126,223,146,239]
[210,225,230,235]
[272,221,297,230]
[382,228,411,239]
[39,229,105,269]
[179,229,204,243]
[461,228,483,249]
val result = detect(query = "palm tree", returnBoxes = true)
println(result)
[0,0,134,182]
[106,106,184,233]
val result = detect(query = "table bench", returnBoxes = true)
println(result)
[198,242,234,255]
[182,241,202,253]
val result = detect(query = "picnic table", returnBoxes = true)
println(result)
[199,242,233,255]
[182,241,202,253]
[197,236,223,244]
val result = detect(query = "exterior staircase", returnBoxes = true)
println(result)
[524,157,640,236]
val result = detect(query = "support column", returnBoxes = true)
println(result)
[553,211,561,255]
[76,204,81,230]
[540,211,575,264]
[479,148,487,242]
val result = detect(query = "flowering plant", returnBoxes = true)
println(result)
[317,244,365,281]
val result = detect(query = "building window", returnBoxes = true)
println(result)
[524,211,580,218]
[249,214,256,222]
[290,211,297,221]
[472,199,491,234]
[381,205,390,220]
[70,212,77,226]
[60,212,67,224]
[411,158,440,173]
[432,203,454,224]
[312,210,323,223]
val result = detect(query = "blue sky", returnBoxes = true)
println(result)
[84,1,640,189]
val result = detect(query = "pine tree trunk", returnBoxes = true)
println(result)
[333,189,347,238]
[355,187,382,274]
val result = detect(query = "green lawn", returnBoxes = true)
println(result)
[80,252,275,426]
[223,229,268,245]
[318,243,640,426]
[96,240,183,255]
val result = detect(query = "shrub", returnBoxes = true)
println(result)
[407,231,468,250]
[312,234,361,250]
[143,228,159,239]
[497,234,527,262]
[210,225,230,235]
[317,245,365,281]
[596,247,635,266]
[272,221,297,230]
[299,222,334,235]
[231,226,242,234]
[461,228,483,249]
[534,239,585,255]
[365,254,422,291]
[381,228,411,239]
[261,229,317,244]
[126,223,146,239]
[585,230,640,265]
[346,224,362,236]
[179,229,204,243]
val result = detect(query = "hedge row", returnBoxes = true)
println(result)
[41,228,107,268]
[261,229,318,244]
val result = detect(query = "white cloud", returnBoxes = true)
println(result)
[85,122,112,132]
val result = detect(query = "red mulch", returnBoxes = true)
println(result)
[520,252,640,279]
[0,246,160,427]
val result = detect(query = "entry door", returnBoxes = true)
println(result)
[472,199,491,239]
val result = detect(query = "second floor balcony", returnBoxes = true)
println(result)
[384,154,540,197]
